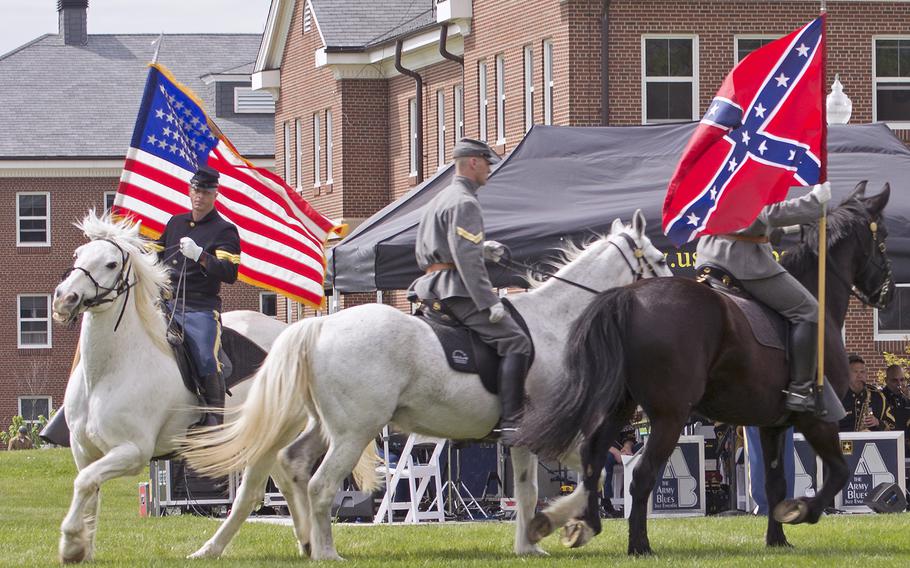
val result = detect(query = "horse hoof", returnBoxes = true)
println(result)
[516,544,548,557]
[59,543,86,564]
[559,520,594,549]
[773,499,809,524]
[187,545,220,559]
[527,513,554,544]
[628,543,653,556]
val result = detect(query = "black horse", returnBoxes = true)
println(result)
[520,182,894,555]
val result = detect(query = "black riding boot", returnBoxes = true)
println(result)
[201,373,225,427]
[783,321,817,413]
[493,353,530,446]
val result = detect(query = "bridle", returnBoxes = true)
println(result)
[828,220,893,310]
[60,238,135,330]
[498,231,664,294]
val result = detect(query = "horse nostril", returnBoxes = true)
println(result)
[65,292,79,305]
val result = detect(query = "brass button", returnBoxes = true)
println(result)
[189,222,196,227]
[171,260,177,265]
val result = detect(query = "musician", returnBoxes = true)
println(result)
[881,364,910,446]
[839,354,892,432]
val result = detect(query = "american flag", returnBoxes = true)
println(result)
[662,16,825,247]
[114,64,343,308]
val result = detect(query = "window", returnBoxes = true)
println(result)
[17,192,50,246]
[104,191,116,211]
[260,292,277,317]
[18,294,51,348]
[313,113,321,186]
[454,85,464,141]
[874,37,910,124]
[735,35,779,63]
[18,396,51,425]
[495,54,506,143]
[478,60,488,142]
[543,40,554,125]
[295,119,302,189]
[409,98,418,176]
[875,283,910,340]
[303,2,312,33]
[524,45,535,132]
[283,122,291,183]
[437,90,446,168]
[233,87,275,114]
[642,36,698,124]
[325,109,334,183]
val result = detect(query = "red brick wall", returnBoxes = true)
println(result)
[0,176,260,431]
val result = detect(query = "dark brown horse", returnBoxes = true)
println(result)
[519,182,894,555]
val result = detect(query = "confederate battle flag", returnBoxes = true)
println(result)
[662,16,826,247]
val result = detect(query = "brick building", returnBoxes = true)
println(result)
[257,0,910,379]
[0,1,276,430]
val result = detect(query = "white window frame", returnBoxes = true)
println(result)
[295,118,302,189]
[313,112,321,187]
[233,86,276,114]
[17,294,52,349]
[874,282,910,340]
[640,34,699,125]
[524,45,535,132]
[325,109,334,184]
[495,54,506,144]
[734,34,781,64]
[283,122,291,183]
[259,291,277,317]
[16,192,50,247]
[409,98,418,176]
[872,35,910,129]
[543,40,554,125]
[437,89,446,169]
[18,396,52,425]
[479,60,488,142]
[104,191,117,211]
[303,1,312,33]
[454,85,464,142]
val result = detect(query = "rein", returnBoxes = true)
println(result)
[825,221,893,310]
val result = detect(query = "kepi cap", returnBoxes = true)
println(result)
[190,165,220,191]
[453,138,501,164]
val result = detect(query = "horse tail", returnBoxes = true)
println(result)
[518,287,633,459]
[352,442,381,493]
[181,319,323,477]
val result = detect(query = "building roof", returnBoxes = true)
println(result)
[0,33,274,159]
[310,0,436,51]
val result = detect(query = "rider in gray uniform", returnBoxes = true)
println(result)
[696,181,831,413]
[409,138,532,444]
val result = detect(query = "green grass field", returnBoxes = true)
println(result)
[1,448,909,567]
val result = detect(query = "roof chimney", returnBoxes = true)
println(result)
[58,0,88,46]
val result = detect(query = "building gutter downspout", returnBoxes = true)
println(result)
[601,0,611,125]
[396,38,424,183]
[438,23,464,66]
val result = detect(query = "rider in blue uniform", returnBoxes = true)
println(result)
[149,166,241,426]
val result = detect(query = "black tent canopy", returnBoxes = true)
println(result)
[328,122,910,292]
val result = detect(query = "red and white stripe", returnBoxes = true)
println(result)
[115,141,341,307]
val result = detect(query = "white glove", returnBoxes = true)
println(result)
[179,236,203,262]
[488,302,506,324]
[483,240,507,263]
[811,181,831,204]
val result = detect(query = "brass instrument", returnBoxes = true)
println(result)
[855,387,872,432]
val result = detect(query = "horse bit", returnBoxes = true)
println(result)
[61,238,135,330]
[828,220,893,310]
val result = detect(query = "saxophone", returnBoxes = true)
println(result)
[855,387,872,432]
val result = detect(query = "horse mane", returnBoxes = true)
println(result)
[780,197,869,273]
[75,211,171,354]
[526,233,608,290]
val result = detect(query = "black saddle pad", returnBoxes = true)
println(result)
[415,298,535,395]
[696,265,787,351]
[168,321,268,396]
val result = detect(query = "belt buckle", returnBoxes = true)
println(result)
[432,301,442,312]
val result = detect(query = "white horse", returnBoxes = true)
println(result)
[182,210,672,561]
[51,212,287,564]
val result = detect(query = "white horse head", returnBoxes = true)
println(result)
[182,210,671,561]
[53,210,287,564]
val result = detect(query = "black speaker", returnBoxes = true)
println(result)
[864,482,908,514]
[331,490,373,519]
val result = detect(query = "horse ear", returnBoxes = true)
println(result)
[632,209,647,237]
[864,182,891,217]
[610,218,624,235]
[843,180,868,203]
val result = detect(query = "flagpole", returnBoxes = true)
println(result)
[816,8,828,415]
[151,32,164,64]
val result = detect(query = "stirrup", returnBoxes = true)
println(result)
[783,389,816,413]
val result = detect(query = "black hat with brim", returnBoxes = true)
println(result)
[452,137,501,164]
[190,165,220,190]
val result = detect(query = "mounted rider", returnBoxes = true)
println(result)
[149,165,241,426]
[695,181,831,413]
[408,138,532,445]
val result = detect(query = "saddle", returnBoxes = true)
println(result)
[414,298,535,395]
[167,321,268,398]
[696,264,787,352]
